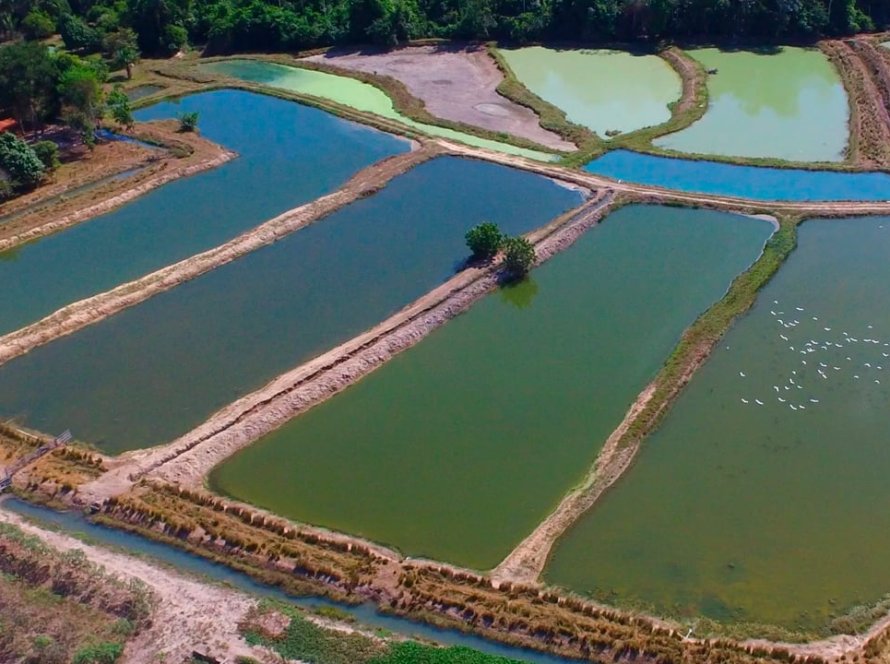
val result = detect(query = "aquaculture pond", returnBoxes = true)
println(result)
[499,47,681,137]
[654,47,848,162]
[545,216,890,632]
[210,205,773,570]
[0,89,408,336]
[0,158,580,453]
[200,59,557,161]
[584,150,890,201]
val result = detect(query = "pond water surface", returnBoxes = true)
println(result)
[201,59,558,161]
[545,216,890,632]
[584,150,890,201]
[210,205,773,570]
[0,90,408,336]
[499,47,681,137]
[0,158,579,453]
[654,47,848,162]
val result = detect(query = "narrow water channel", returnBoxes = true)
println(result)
[0,497,574,664]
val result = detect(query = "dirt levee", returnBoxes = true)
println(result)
[307,45,575,151]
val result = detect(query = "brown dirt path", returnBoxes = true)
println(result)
[0,145,432,369]
[307,45,575,151]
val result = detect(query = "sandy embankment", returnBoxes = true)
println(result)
[307,45,576,152]
[75,190,613,502]
[0,146,434,369]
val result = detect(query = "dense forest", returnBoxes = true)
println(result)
[1,0,889,56]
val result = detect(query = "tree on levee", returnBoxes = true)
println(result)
[178,111,199,132]
[57,58,107,146]
[502,236,535,279]
[465,221,504,260]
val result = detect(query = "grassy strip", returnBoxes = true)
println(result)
[241,600,523,664]
[484,44,601,159]
[610,46,709,154]
[619,215,797,449]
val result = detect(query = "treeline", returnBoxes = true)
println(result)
[2,0,889,57]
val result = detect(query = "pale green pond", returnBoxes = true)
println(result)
[499,47,681,137]
[546,216,890,633]
[201,60,558,161]
[655,47,848,162]
[210,205,773,570]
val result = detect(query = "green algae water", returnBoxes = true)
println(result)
[545,216,890,633]
[655,47,848,162]
[210,205,773,570]
[0,158,579,454]
[0,90,407,336]
[499,47,681,137]
[201,60,558,161]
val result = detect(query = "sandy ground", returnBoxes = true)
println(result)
[0,145,433,369]
[75,191,611,502]
[307,45,575,151]
[0,504,263,664]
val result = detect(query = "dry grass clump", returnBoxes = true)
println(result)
[92,482,826,664]
[0,422,106,495]
[0,521,151,663]
[820,40,890,168]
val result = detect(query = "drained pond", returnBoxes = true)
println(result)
[0,89,407,336]
[545,216,890,633]
[0,157,579,453]
[200,59,558,161]
[209,205,773,570]
[654,47,848,162]
[499,47,681,137]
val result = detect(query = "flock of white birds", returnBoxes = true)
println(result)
[736,299,888,411]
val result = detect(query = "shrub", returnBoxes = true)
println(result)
[59,14,103,52]
[465,221,503,260]
[32,140,60,170]
[502,236,535,278]
[72,642,124,664]
[0,131,45,189]
[22,10,56,39]
[178,111,199,132]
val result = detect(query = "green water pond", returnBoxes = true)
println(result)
[655,47,848,162]
[499,47,681,137]
[210,205,773,570]
[0,157,578,453]
[201,60,559,161]
[546,216,890,633]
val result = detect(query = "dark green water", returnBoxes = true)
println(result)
[210,205,773,570]
[0,89,408,336]
[0,157,579,453]
[545,216,890,632]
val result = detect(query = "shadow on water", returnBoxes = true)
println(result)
[498,277,539,309]
[0,497,579,664]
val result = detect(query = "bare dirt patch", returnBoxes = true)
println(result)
[307,44,575,151]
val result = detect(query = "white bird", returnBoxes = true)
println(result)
[824,327,831,332]
[834,366,841,371]
[796,307,804,311]
[876,379,882,384]
[778,397,786,403]
[741,398,749,404]
[780,334,788,341]
[799,405,806,410]
[865,363,872,368]
[802,360,807,365]
[812,316,819,320]
[755,399,764,405]
[773,386,780,392]
[869,325,874,329]
[790,404,798,410]
[810,398,819,403]
[855,375,860,379]
[739,371,746,377]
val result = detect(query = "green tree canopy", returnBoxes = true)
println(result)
[104,27,140,78]
[465,221,504,260]
[502,236,535,278]
[0,131,46,189]
[57,58,106,144]
[0,42,59,131]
